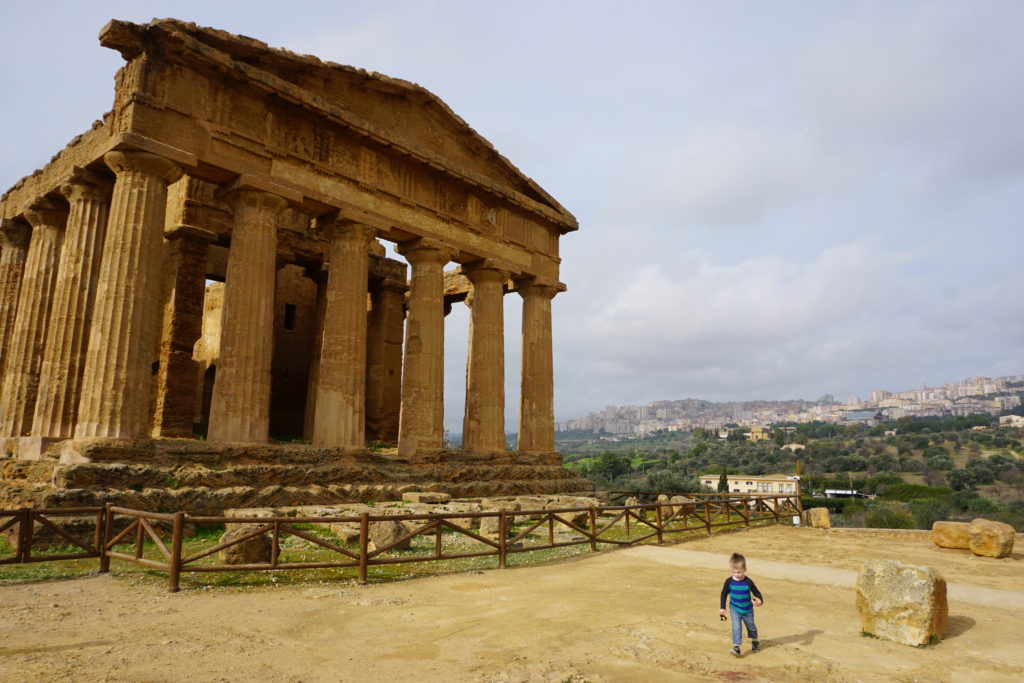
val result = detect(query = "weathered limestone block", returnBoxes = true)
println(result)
[856,560,947,647]
[805,507,831,529]
[543,500,589,529]
[932,521,971,549]
[217,524,278,565]
[969,518,1015,558]
[403,491,451,504]
[431,502,483,530]
[367,519,412,552]
[479,514,514,540]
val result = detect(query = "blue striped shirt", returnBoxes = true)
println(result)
[720,577,763,614]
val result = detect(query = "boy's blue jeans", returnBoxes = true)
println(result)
[730,608,758,645]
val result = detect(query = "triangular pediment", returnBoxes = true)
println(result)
[102,18,576,230]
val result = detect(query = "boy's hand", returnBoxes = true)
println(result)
[753,598,762,606]
[718,609,726,617]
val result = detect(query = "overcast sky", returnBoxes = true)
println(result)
[2,1,1023,431]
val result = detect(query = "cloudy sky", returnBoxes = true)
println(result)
[2,1,1023,431]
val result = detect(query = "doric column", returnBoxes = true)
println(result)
[151,225,216,438]
[302,264,328,440]
[396,239,452,456]
[366,277,406,445]
[0,219,31,376]
[517,280,561,452]
[462,262,509,451]
[75,150,181,439]
[33,169,112,439]
[0,199,67,437]
[207,188,287,443]
[312,221,377,446]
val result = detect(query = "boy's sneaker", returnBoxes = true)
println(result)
[751,640,761,653]
[730,645,741,657]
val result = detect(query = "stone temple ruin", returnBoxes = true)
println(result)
[0,19,592,515]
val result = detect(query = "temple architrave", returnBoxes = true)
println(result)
[0,19,592,514]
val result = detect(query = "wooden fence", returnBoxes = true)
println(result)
[0,494,801,592]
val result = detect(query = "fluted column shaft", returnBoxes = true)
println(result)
[302,266,328,440]
[462,264,508,451]
[396,240,451,456]
[0,219,31,376]
[365,279,406,445]
[31,171,112,439]
[0,200,67,436]
[207,189,287,443]
[312,223,377,446]
[151,225,216,437]
[75,150,181,439]
[517,282,559,452]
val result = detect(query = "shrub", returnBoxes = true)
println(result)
[882,484,952,501]
[865,502,915,529]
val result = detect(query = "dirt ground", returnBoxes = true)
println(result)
[1,525,1022,682]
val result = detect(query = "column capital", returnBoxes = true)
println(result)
[0,218,31,249]
[462,260,510,286]
[59,166,113,204]
[396,237,455,266]
[516,277,565,300]
[24,197,69,232]
[219,186,290,215]
[317,216,378,245]
[103,149,182,184]
[165,224,217,243]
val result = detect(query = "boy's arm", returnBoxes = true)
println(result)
[720,578,730,610]
[747,577,764,604]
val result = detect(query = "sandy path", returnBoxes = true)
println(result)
[1,525,1021,682]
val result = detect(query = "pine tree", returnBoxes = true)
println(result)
[717,468,729,493]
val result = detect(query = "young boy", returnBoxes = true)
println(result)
[718,552,763,657]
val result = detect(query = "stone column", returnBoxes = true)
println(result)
[33,169,112,439]
[366,278,406,445]
[396,239,451,456]
[207,188,287,443]
[517,281,560,452]
[462,262,508,451]
[151,225,216,438]
[312,221,377,446]
[0,219,31,376]
[0,199,67,437]
[75,150,181,439]
[302,265,328,441]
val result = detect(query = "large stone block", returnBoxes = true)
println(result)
[805,507,831,529]
[217,524,278,565]
[367,519,412,552]
[856,560,948,647]
[968,518,1015,558]
[402,491,451,504]
[931,521,970,549]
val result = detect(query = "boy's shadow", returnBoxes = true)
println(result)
[763,629,823,648]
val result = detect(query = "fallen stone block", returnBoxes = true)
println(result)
[856,559,947,647]
[367,519,412,553]
[931,521,970,549]
[969,518,1015,558]
[804,507,831,529]
[402,491,451,504]
[217,524,278,565]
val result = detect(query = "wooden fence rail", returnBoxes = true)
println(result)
[0,494,802,592]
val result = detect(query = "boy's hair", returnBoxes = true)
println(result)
[729,552,746,569]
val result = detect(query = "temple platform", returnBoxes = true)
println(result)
[0,438,594,514]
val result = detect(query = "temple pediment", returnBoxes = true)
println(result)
[99,18,577,232]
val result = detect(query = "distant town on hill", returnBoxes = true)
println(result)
[556,374,1024,439]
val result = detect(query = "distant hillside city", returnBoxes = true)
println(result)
[556,374,1024,437]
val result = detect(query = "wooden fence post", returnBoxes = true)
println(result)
[99,503,113,573]
[588,506,597,552]
[704,500,712,535]
[17,508,30,563]
[93,506,105,570]
[167,511,185,593]
[655,503,664,543]
[498,510,507,569]
[358,512,369,585]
